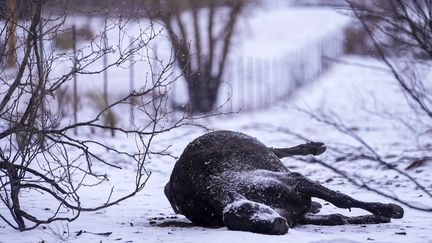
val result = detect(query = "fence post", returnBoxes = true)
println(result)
[225,57,233,112]
[6,0,17,68]
[271,58,279,108]
[266,58,271,108]
[103,32,108,108]
[72,24,78,135]
[256,57,263,110]
[152,44,159,115]
[286,55,294,99]
[38,17,46,128]
[277,57,284,105]
[237,55,244,110]
[170,70,176,122]
[247,56,254,111]
[129,37,135,127]
[102,21,112,136]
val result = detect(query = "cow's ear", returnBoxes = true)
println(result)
[164,183,181,214]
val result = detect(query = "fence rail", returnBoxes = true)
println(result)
[215,28,345,112]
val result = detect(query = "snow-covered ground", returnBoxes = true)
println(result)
[2,4,432,243]
[1,56,431,243]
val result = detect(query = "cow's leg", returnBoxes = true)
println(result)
[299,213,390,225]
[272,142,326,158]
[283,172,404,219]
[222,192,289,235]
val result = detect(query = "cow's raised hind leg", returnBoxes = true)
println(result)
[299,213,390,226]
[222,192,289,235]
[284,172,404,220]
[272,142,326,158]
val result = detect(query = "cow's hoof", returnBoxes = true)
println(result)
[388,203,404,219]
[305,142,326,156]
[374,215,391,223]
[328,213,348,225]
[269,217,289,235]
[377,203,404,219]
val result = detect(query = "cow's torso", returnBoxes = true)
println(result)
[165,131,299,226]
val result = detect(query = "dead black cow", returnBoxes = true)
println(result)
[165,131,403,235]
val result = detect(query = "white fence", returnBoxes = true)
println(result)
[214,28,345,112]
[58,10,349,127]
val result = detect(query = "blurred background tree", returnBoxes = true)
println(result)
[152,0,245,113]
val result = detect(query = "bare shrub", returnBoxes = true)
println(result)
[0,0,187,231]
[346,0,432,124]
[273,0,432,213]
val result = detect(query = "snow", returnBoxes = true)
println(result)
[232,7,349,57]
[2,5,432,243]
[2,54,431,242]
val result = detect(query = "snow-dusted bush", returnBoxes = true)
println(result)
[0,0,185,231]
